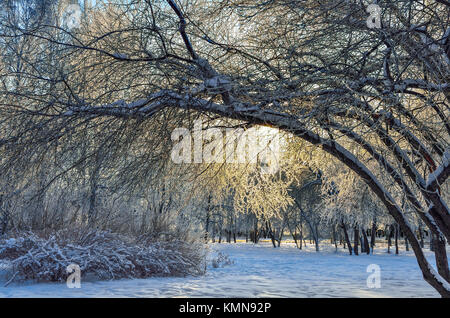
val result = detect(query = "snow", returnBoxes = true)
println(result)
[5,238,16,246]
[0,242,444,298]
[427,263,450,292]
[426,148,450,188]
[112,53,128,59]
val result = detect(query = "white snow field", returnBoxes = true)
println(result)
[0,242,443,298]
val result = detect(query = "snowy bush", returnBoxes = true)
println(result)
[0,228,206,283]
[211,252,234,268]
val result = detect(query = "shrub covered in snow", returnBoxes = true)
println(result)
[211,252,234,268]
[0,228,206,283]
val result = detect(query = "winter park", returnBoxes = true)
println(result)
[0,0,449,300]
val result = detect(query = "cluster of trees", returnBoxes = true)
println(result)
[0,0,448,296]
[199,149,422,257]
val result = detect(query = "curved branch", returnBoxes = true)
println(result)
[167,0,197,60]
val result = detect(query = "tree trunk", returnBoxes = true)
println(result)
[204,196,211,243]
[430,233,435,252]
[233,214,237,243]
[387,226,392,254]
[290,226,299,248]
[299,216,303,249]
[332,225,338,252]
[0,195,8,235]
[276,221,285,247]
[314,224,320,252]
[253,218,258,244]
[362,228,370,255]
[266,221,277,248]
[353,226,359,256]
[433,235,450,283]
[395,223,399,255]
[418,225,425,248]
[211,220,216,243]
[341,222,353,255]
[227,213,232,243]
[370,221,377,253]
[218,217,222,244]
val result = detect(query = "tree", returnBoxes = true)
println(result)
[0,0,449,296]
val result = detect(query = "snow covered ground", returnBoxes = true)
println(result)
[0,242,443,297]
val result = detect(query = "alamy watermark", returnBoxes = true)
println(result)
[66,263,81,288]
[366,4,381,29]
[60,4,82,30]
[366,264,381,288]
[170,120,282,174]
